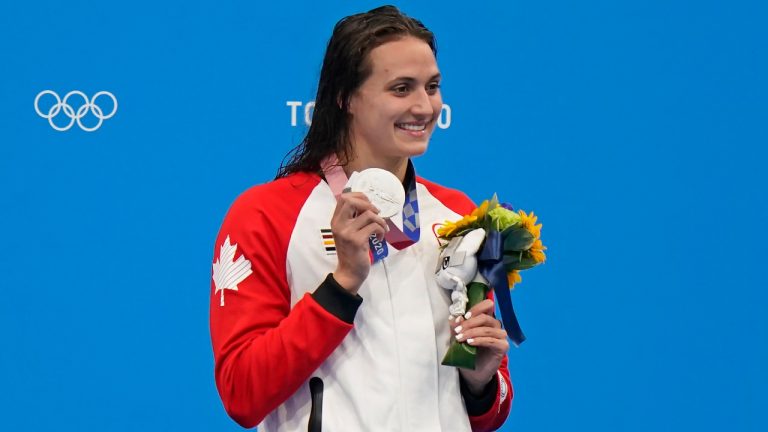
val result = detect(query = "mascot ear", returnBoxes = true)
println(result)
[460,228,487,255]
[437,236,465,273]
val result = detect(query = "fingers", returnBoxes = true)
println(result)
[334,210,387,246]
[459,335,510,354]
[454,325,509,354]
[451,300,509,384]
[454,325,506,340]
[450,298,507,351]
[449,314,486,333]
[468,299,495,317]
[448,299,495,329]
[347,209,388,235]
[333,192,381,221]
[453,303,500,331]
[330,190,391,292]
[333,192,387,235]
[455,315,502,338]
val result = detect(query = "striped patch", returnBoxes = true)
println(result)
[321,228,336,254]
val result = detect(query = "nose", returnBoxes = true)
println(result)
[410,88,436,118]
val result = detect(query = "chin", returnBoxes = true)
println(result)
[394,133,433,157]
[402,142,430,158]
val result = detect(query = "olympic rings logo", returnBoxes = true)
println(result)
[34,90,118,132]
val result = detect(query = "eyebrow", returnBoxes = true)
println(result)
[387,73,442,85]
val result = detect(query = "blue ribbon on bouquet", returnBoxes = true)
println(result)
[477,230,526,346]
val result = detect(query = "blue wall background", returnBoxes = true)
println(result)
[1,1,767,430]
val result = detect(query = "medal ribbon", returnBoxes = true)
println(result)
[321,156,420,262]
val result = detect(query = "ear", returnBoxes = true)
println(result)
[459,228,486,254]
[338,91,354,112]
[345,90,363,116]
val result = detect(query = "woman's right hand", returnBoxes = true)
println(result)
[331,191,389,294]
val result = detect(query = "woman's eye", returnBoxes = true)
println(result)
[427,82,441,94]
[393,85,409,95]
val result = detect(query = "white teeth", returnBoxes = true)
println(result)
[397,123,426,131]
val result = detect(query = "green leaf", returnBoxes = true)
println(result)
[516,254,539,270]
[503,251,521,268]
[502,227,535,251]
[504,251,539,271]
[489,194,500,212]
[482,215,493,233]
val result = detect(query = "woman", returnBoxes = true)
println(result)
[210,6,512,431]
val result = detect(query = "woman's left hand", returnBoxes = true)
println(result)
[450,299,509,394]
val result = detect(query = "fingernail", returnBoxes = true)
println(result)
[454,316,462,323]
[456,333,464,341]
[454,326,463,334]
[467,338,475,345]
[464,312,472,320]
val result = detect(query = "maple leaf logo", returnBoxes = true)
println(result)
[212,235,253,306]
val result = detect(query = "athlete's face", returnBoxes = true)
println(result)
[347,37,443,166]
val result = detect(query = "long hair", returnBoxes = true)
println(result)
[276,5,437,178]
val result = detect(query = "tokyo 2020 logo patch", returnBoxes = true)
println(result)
[34,90,118,132]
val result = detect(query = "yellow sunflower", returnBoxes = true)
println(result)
[528,238,547,263]
[436,200,490,238]
[437,215,476,237]
[472,199,490,220]
[507,270,522,288]
[518,210,542,239]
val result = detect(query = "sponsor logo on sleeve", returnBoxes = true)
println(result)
[497,370,508,412]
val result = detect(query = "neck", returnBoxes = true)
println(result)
[343,155,409,183]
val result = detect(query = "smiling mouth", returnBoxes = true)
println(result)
[395,122,428,132]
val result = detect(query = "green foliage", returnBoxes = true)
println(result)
[503,251,539,271]
[502,227,535,251]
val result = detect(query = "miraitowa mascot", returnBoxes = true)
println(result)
[435,228,490,368]
[436,228,487,317]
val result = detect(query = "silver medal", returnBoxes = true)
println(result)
[345,168,405,218]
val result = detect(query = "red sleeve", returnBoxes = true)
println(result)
[468,356,513,431]
[209,174,354,428]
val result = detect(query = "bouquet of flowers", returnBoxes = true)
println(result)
[435,195,546,369]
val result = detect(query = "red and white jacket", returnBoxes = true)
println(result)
[210,169,512,431]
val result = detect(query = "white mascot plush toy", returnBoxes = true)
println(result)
[435,228,487,317]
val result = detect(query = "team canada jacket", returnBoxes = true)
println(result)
[210,169,513,431]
